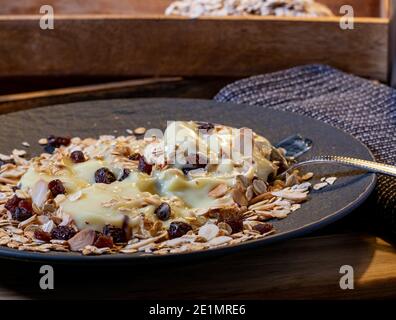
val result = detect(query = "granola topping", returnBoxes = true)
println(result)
[0,121,316,255]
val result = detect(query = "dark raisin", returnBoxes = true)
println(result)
[155,203,171,221]
[181,153,207,175]
[48,179,66,197]
[44,144,55,154]
[138,157,152,175]
[168,221,192,239]
[51,226,76,240]
[70,150,86,163]
[94,235,114,248]
[253,223,274,235]
[94,167,116,184]
[197,122,215,131]
[0,158,15,167]
[12,207,32,222]
[4,195,22,213]
[128,153,141,161]
[47,135,71,148]
[218,210,243,234]
[18,199,33,212]
[119,168,130,181]
[34,229,52,242]
[103,224,126,243]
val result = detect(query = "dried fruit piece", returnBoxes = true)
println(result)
[34,229,52,242]
[154,203,171,221]
[138,157,153,175]
[51,226,77,240]
[119,168,130,181]
[5,195,22,213]
[128,153,141,161]
[168,221,192,239]
[94,167,116,184]
[94,234,114,248]
[253,223,274,235]
[70,150,86,163]
[218,209,243,234]
[103,224,126,243]
[68,228,96,251]
[48,179,66,197]
[0,158,15,167]
[197,122,214,131]
[47,135,71,148]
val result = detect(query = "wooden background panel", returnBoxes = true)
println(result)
[0,0,388,17]
[0,17,388,81]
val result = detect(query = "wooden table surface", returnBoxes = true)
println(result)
[0,77,395,300]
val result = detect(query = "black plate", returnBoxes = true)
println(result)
[0,98,376,263]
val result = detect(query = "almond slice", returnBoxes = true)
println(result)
[208,183,228,198]
[198,223,219,241]
[68,229,96,252]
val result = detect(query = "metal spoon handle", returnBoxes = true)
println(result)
[284,156,396,178]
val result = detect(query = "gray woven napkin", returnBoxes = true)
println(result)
[214,64,396,233]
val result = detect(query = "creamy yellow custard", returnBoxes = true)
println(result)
[19,121,285,231]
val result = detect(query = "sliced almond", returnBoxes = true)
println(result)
[208,183,228,198]
[313,182,328,190]
[232,187,248,206]
[301,172,314,181]
[271,190,308,202]
[68,228,96,251]
[208,236,232,247]
[252,179,267,195]
[198,223,219,241]
[31,180,49,208]
[134,127,146,135]
[325,177,337,185]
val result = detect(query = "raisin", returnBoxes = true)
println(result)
[18,199,33,212]
[197,122,215,131]
[218,210,243,234]
[128,153,141,161]
[168,221,192,239]
[48,179,66,197]
[47,135,71,148]
[70,150,85,163]
[94,167,116,184]
[0,158,15,167]
[12,207,32,222]
[138,157,152,175]
[4,195,22,213]
[181,153,207,175]
[44,144,55,154]
[94,235,114,248]
[103,225,126,243]
[253,223,274,235]
[119,168,130,181]
[34,229,52,242]
[51,226,76,240]
[154,203,171,221]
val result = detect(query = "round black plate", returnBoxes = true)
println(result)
[0,98,376,263]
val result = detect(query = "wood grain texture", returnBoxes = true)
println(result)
[0,233,395,299]
[0,0,388,17]
[0,16,389,81]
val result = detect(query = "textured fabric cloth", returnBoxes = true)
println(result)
[214,64,396,233]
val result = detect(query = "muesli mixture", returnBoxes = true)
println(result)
[0,121,323,256]
[165,0,334,18]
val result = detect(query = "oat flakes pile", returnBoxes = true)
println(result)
[165,0,334,18]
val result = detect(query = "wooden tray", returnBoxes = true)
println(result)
[0,0,391,81]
